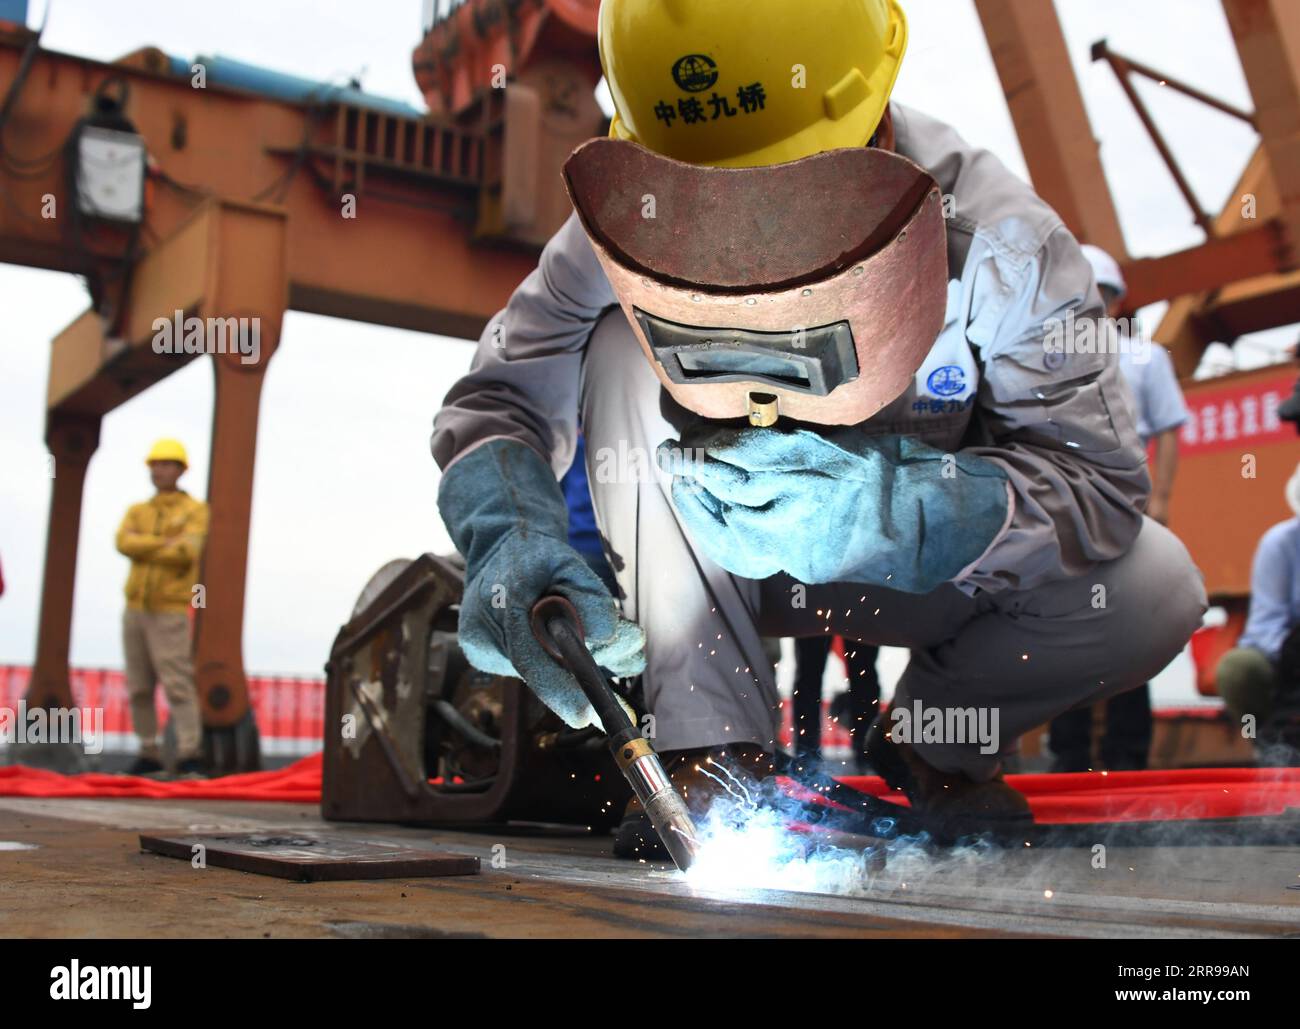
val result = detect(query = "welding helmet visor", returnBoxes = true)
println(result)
[563,138,948,426]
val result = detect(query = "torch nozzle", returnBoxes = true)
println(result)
[611,731,699,871]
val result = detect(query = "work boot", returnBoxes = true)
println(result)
[612,744,775,861]
[1049,751,1092,774]
[125,755,164,777]
[173,757,208,780]
[863,708,1031,842]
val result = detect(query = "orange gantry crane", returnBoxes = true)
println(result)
[1,0,603,768]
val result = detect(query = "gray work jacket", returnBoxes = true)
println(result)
[432,103,1150,596]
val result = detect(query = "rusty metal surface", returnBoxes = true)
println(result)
[198,203,287,734]
[0,34,590,743]
[4,798,1300,937]
[977,0,1296,318]
[1088,40,1290,311]
[1224,0,1300,269]
[28,416,101,713]
[44,200,286,419]
[974,0,1128,258]
[413,0,601,119]
[139,831,480,882]
[0,41,538,335]
[1092,40,1254,237]
[1122,222,1288,311]
[1156,148,1290,373]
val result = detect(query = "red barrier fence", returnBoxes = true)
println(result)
[0,665,325,755]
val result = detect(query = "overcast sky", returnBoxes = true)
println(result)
[0,0,1288,680]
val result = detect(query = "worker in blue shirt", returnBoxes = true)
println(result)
[1083,246,1191,526]
[1216,465,1300,744]
[1049,246,1191,771]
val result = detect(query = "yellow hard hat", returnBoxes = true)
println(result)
[145,438,188,468]
[598,0,908,168]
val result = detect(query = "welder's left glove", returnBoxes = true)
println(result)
[658,426,1011,593]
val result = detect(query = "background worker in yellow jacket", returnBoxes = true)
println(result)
[115,439,209,777]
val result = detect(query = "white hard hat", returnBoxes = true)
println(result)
[1080,244,1127,301]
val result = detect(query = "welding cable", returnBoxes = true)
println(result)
[541,613,634,736]
[251,71,357,206]
[0,1,58,173]
[0,5,42,130]
[0,176,46,225]
[153,167,214,201]
[0,38,37,132]
[429,698,501,751]
[549,725,607,750]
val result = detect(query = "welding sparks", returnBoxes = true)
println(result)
[675,758,994,899]
[706,756,758,805]
[683,795,879,896]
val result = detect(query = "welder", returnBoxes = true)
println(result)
[433,0,1208,854]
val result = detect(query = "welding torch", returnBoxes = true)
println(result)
[529,595,698,872]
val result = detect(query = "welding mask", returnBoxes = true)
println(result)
[563,137,948,426]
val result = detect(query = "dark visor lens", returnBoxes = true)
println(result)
[633,309,859,397]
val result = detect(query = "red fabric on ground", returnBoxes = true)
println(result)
[0,753,323,803]
[3,755,1300,825]
[823,768,1300,824]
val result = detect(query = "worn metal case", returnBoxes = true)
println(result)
[321,554,629,827]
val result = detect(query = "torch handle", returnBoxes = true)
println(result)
[529,595,632,737]
[528,594,698,871]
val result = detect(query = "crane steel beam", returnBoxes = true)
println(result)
[973,0,1129,258]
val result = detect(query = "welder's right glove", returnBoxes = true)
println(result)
[437,438,646,729]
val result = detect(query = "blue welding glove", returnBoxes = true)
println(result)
[437,438,646,728]
[658,426,1010,593]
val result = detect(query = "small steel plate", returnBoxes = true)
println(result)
[139,831,480,882]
